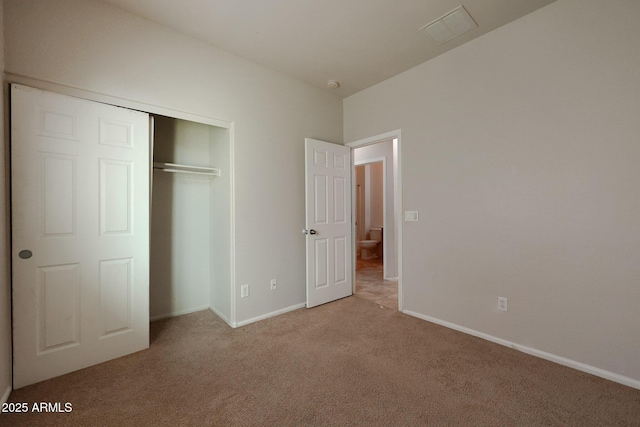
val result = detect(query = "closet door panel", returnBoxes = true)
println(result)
[11,84,150,389]
[99,159,132,235]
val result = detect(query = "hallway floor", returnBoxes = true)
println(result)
[354,257,398,309]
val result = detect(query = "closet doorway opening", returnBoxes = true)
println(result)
[8,83,235,386]
[348,133,402,311]
[150,115,233,329]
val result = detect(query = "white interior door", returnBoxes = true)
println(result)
[11,84,150,388]
[305,138,352,308]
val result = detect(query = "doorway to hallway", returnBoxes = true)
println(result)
[348,131,402,311]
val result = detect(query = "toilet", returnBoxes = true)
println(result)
[359,227,382,260]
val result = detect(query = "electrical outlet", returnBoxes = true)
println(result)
[270,279,277,291]
[241,284,249,298]
[498,297,508,312]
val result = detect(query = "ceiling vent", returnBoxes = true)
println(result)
[420,5,477,45]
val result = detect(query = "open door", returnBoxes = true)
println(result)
[11,84,150,388]
[304,138,352,308]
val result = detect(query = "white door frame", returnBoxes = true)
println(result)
[347,130,402,311]
[6,77,238,326]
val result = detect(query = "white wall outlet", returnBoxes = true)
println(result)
[498,297,508,312]
[241,284,249,298]
[404,211,419,221]
[270,279,277,291]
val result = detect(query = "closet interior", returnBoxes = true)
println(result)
[150,116,232,323]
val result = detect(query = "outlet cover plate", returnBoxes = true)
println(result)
[404,211,419,221]
[498,297,507,312]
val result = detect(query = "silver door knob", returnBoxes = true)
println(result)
[302,229,317,235]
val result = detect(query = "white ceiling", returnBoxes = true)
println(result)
[99,0,556,98]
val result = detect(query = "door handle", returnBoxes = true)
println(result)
[19,250,33,259]
[302,229,317,235]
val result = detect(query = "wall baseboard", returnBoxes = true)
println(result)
[1,385,11,405]
[209,306,231,326]
[403,310,640,391]
[150,305,211,322]
[236,303,306,328]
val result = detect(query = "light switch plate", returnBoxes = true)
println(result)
[404,211,419,221]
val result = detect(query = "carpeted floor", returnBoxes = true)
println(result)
[3,296,640,426]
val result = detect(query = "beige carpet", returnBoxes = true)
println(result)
[4,296,640,426]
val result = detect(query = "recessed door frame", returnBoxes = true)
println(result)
[346,130,402,311]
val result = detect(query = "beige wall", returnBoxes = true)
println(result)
[3,0,342,327]
[345,0,640,385]
[0,0,11,403]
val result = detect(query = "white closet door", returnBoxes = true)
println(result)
[11,84,150,388]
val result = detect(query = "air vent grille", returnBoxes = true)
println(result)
[420,5,477,45]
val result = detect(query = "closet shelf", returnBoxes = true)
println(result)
[153,162,220,177]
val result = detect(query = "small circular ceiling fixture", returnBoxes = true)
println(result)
[327,80,340,89]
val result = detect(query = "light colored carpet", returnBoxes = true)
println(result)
[4,296,640,426]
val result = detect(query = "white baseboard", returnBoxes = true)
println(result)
[403,310,640,391]
[209,306,232,326]
[1,385,11,405]
[150,305,211,322]
[236,303,306,328]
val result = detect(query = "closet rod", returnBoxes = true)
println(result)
[153,161,221,177]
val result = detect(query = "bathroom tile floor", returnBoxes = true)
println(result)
[355,257,398,309]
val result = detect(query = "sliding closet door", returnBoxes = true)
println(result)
[11,84,150,388]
